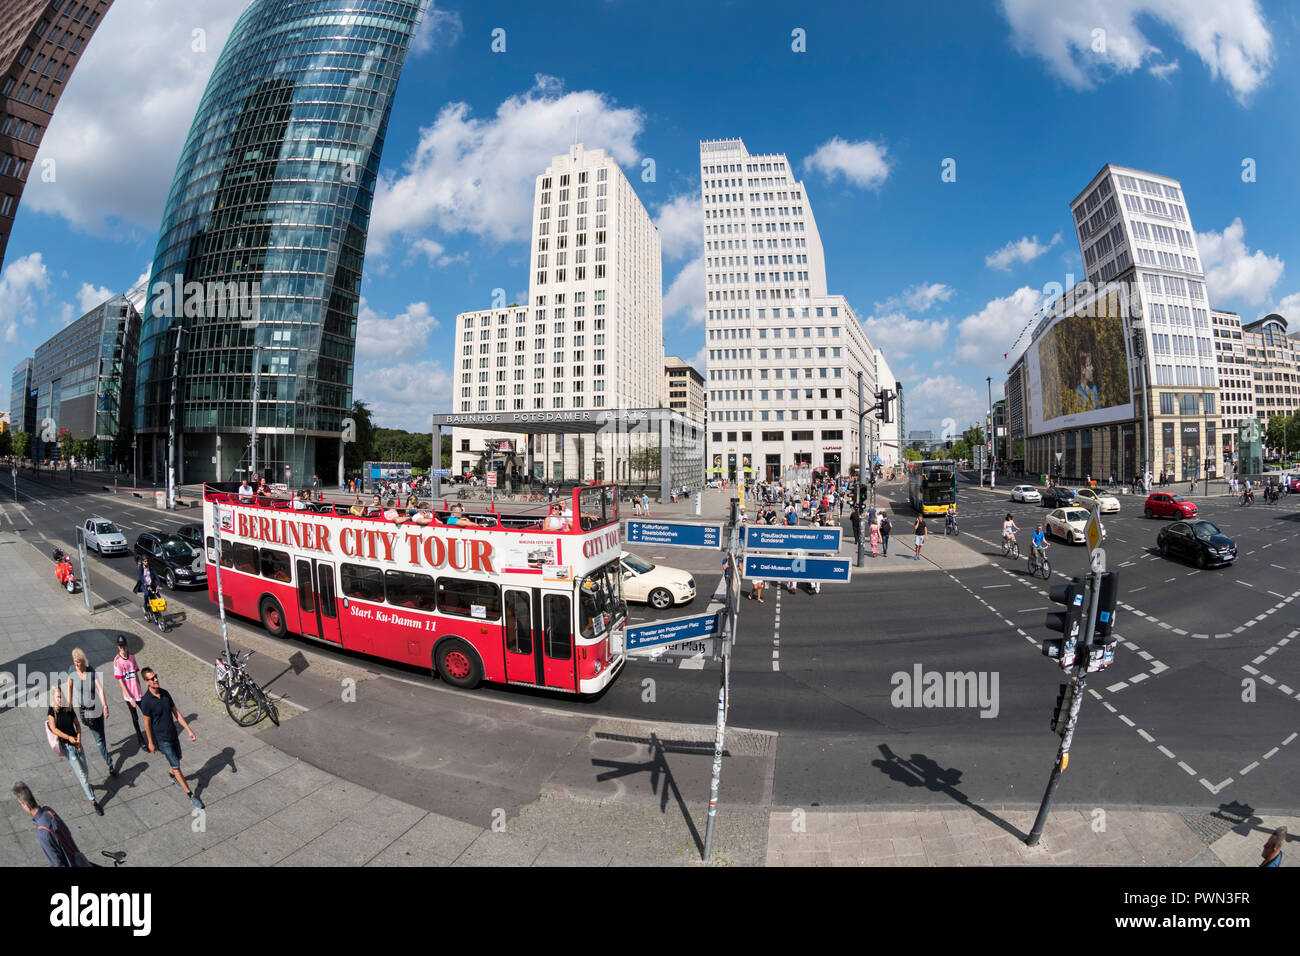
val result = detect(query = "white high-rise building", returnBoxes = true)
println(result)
[452,144,662,482]
[699,137,876,484]
[874,349,900,468]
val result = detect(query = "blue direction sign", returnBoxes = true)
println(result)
[625,520,723,550]
[625,611,721,651]
[741,524,842,552]
[743,554,852,583]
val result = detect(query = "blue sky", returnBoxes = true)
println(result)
[3,0,1299,435]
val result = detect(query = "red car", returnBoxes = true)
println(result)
[1144,492,1197,519]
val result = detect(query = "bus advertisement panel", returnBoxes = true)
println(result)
[1026,285,1133,435]
[202,484,626,695]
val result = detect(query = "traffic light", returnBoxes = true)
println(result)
[877,389,893,424]
[1092,571,1119,644]
[1043,576,1085,666]
[1050,681,1075,736]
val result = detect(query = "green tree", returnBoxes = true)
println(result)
[0,429,10,458]
[903,448,922,462]
[343,400,375,472]
[12,431,31,459]
[440,433,451,469]
[58,429,73,462]
[950,439,971,461]
[962,425,985,448]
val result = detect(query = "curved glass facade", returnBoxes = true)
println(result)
[135,0,428,485]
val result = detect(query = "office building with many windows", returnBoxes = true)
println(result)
[451,143,664,483]
[698,137,877,484]
[664,355,704,422]
[9,355,35,435]
[134,0,429,487]
[0,0,114,270]
[1014,165,1222,483]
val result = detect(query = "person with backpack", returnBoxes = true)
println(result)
[67,649,114,779]
[880,511,892,555]
[12,782,92,867]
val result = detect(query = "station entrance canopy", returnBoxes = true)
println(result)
[432,408,704,501]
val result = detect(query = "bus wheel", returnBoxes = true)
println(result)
[260,596,288,639]
[435,640,482,689]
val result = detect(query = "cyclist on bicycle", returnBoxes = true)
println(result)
[945,503,958,532]
[1031,524,1049,564]
[1002,514,1019,549]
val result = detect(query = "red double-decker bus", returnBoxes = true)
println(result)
[201,484,627,694]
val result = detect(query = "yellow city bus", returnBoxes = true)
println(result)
[908,459,957,515]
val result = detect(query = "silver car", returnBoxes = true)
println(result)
[81,518,128,555]
[1010,485,1041,503]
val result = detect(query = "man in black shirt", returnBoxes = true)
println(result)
[138,668,203,809]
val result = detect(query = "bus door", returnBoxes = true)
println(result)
[501,588,575,690]
[296,558,343,645]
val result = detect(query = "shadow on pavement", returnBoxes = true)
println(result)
[872,743,1025,840]
[591,730,710,855]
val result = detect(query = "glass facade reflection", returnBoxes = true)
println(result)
[135,0,428,485]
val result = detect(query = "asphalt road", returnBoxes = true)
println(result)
[5,467,1298,815]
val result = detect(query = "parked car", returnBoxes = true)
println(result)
[1073,487,1121,514]
[176,523,203,550]
[1144,492,1197,520]
[1041,486,1076,508]
[620,550,696,610]
[134,531,207,589]
[1156,520,1237,568]
[80,518,128,555]
[1045,507,1104,544]
[1010,485,1041,503]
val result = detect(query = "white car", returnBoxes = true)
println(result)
[1010,485,1041,503]
[620,550,697,610]
[1046,507,1106,544]
[81,517,128,555]
[1073,487,1121,514]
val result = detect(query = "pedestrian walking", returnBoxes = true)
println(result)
[1189,476,1196,496]
[880,511,892,555]
[46,685,102,816]
[869,511,882,556]
[632,494,642,516]
[913,512,927,561]
[641,492,650,516]
[748,578,766,604]
[850,507,862,546]
[138,668,204,809]
[67,649,114,779]
[111,636,148,749]
[1261,826,1286,867]
[12,782,92,867]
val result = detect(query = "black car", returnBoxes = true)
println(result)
[176,524,203,550]
[1155,520,1237,569]
[1041,486,1076,508]
[134,531,208,589]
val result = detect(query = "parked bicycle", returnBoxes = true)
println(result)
[214,648,279,727]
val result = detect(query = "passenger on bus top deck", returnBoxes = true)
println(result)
[542,504,566,532]
[411,503,433,527]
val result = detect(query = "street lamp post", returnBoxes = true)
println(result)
[986,376,995,487]
[166,325,187,509]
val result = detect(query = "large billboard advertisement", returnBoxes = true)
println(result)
[1026,285,1133,435]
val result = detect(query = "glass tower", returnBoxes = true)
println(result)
[135,0,429,486]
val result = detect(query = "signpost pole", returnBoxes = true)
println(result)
[211,499,232,665]
[703,497,740,861]
[76,527,92,614]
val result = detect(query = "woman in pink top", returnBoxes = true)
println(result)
[111,635,147,748]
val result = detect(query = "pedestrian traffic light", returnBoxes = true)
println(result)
[1043,576,1085,666]
[1092,571,1119,644]
[1050,681,1075,735]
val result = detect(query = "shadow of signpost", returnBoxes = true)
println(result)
[591,731,709,856]
[872,743,1026,840]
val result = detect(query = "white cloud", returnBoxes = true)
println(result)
[355,360,453,432]
[3,323,18,345]
[655,194,701,261]
[405,237,468,268]
[355,299,440,363]
[663,259,705,326]
[370,75,645,254]
[985,233,1061,271]
[1197,218,1284,306]
[953,286,1042,367]
[410,4,462,56]
[76,282,115,316]
[802,137,890,190]
[907,375,984,436]
[864,311,951,362]
[23,1,251,234]
[1260,291,1300,323]
[999,0,1273,102]
[874,282,954,314]
[0,252,51,335]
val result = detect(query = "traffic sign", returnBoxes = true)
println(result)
[625,610,721,652]
[486,473,497,487]
[1085,509,1103,554]
[626,520,723,550]
[742,525,842,552]
[743,554,852,582]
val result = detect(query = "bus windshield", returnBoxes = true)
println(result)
[921,466,955,505]
[579,559,625,639]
